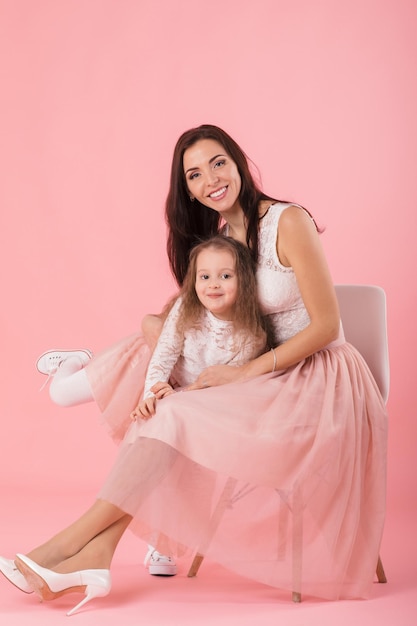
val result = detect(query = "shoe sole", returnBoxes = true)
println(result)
[36,349,93,374]
[15,557,85,601]
[148,565,177,576]
[0,560,33,594]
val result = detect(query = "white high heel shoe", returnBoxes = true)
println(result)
[0,556,33,593]
[15,553,111,616]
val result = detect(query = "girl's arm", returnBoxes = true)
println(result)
[142,298,184,397]
[188,206,340,389]
[131,299,183,419]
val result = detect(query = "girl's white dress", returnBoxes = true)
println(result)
[142,296,267,399]
[86,203,387,601]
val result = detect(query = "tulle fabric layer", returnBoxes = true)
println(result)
[85,333,151,443]
[92,338,387,601]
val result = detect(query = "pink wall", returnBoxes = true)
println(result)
[0,0,415,514]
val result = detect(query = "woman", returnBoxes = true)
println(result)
[1,125,387,614]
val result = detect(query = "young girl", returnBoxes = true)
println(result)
[131,234,268,421]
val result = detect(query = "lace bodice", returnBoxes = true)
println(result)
[256,202,311,344]
[143,298,266,397]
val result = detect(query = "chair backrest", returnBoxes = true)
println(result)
[335,284,390,403]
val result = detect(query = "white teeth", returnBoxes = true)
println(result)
[210,187,226,198]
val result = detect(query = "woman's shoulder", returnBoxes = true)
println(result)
[260,200,314,229]
[278,203,317,232]
[259,200,298,219]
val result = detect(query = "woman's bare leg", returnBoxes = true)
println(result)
[141,314,164,352]
[25,500,128,570]
[52,515,132,573]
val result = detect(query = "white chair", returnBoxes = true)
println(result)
[334,284,388,593]
[188,284,389,600]
[335,284,389,403]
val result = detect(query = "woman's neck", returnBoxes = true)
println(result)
[222,200,270,244]
[221,207,247,244]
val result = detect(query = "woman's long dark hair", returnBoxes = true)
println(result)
[165,124,277,286]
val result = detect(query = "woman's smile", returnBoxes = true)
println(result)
[183,139,242,215]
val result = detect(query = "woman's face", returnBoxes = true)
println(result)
[183,139,242,216]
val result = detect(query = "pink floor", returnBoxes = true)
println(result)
[1,487,416,626]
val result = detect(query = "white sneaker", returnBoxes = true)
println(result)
[36,349,93,375]
[144,547,177,576]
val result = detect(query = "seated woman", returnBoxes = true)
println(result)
[1,125,387,615]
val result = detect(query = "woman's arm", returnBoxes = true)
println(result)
[187,206,340,389]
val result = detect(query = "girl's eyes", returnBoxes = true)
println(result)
[198,273,233,280]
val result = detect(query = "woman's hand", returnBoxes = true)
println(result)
[130,382,175,420]
[186,364,247,391]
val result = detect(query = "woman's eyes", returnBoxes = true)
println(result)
[188,160,226,181]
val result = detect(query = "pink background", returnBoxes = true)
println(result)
[0,1,416,623]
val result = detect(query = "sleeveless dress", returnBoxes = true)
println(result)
[88,203,387,601]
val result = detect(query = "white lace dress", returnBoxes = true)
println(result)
[88,203,387,601]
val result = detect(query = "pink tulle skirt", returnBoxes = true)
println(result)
[86,333,387,601]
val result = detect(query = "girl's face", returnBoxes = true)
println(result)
[183,139,242,216]
[194,247,238,320]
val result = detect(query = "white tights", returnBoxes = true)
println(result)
[49,357,94,407]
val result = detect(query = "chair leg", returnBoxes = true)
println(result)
[188,553,205,578]
[292,555,386,601]
[188,477,238,578]
[291,487,303,602]
[376,555,387,583]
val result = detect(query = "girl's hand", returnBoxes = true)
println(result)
[150,381,176,399]
[186,365,247,391]
[130,382,175,421]
[130,396,157,420]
